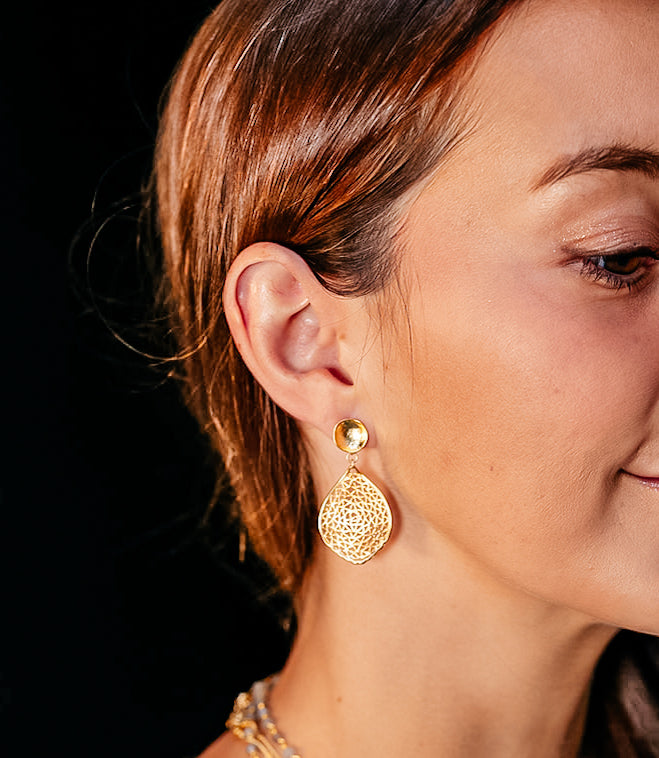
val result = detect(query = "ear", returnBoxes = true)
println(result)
[223,242,364,431]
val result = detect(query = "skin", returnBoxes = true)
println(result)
[376,0,659,637]
[205,0,659,755]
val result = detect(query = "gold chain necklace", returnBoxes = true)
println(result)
[226,677,302,758]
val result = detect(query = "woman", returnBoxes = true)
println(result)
[152,0,659,755]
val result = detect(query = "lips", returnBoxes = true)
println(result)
[625,472,659,488]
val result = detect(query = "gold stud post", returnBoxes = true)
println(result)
[333,418,368,454]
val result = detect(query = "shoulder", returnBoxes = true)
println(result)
[197,731,246,758]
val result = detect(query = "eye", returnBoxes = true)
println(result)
[590,252,646,276]
[579,247,659,292]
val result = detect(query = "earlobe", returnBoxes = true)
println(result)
[223,243,356,427]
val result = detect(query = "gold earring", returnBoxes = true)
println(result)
[317,419,392,565]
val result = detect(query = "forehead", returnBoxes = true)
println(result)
[455,0,659,185]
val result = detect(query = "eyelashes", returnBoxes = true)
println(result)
[577,247,659,292]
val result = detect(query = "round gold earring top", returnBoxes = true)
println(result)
[333,418,368,454]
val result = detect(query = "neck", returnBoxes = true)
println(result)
[270,526,616,758]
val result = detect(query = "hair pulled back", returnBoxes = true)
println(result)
[154,0,520,595]
[153,3,659,752]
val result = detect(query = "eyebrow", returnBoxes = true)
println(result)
[532,144,659,191]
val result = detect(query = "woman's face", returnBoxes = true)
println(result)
[367,0,659,632]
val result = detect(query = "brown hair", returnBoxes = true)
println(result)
[153,0,519,595]
[151,1,659,753]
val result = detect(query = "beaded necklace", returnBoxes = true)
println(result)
[226,677,302,758]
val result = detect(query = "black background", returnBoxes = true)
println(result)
[3,3,289,756]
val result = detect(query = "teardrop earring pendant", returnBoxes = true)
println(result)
[317,419,392,565]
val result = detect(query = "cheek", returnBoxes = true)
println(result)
[375,273,656,585]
